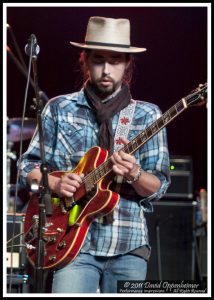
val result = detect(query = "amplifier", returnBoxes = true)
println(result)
[7,274,30,293]
[165,156,193,199]
[146,200,197,280]
[7,213,27,270]
[7,214,32,293]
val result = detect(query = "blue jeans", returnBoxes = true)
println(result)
[52,252,147,293]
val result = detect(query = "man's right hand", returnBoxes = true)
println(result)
[49,172,84,197]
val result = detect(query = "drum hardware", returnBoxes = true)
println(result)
[7,117,37,143]
[7,140,16,212]
[7,117,37,212]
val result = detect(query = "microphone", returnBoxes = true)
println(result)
[7,46,49,103]
[25,34,40,57]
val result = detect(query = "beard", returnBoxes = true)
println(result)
[90,77,121,99]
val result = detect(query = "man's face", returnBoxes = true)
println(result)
[86,50,129,98]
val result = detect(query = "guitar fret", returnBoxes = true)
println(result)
[84,173,95,192]
[105,159,112,172]
[157,117,164,128]
[143,130,148,141]
[95,168,100,177]
[169,106,178,118]
[98,167,105,179]
[136,135,143,146]
[129,140,137,153]
[145,127,153,138]
[131,138,139,151]
[99,159,112,177]
[162,111,171,124]
[151,122,158,133]
[140,132,147,143]
[175,100,185,112]
[101,161,108,175]
[93,170,100,182]
[94,167,104,183]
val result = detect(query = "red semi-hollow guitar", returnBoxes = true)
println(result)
[24,83,207,270]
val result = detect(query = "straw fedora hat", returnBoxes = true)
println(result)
[70,16,146,53]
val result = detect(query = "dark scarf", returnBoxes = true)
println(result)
[84,80,132,155]
[84,81,132,224]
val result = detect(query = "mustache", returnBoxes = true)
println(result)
[99,76,114,83]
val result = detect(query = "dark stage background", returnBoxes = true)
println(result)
[7,6,207,196]
[5,5,209,292]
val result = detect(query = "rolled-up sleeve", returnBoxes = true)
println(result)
[17,102,57,189]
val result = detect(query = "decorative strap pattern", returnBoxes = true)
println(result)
[113,100,136,184]
[114,100,136,152]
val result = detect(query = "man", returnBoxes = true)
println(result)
[18,16,170,293]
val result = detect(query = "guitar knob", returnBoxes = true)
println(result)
[57,240,67,249]
[50,237,57,243]
[33,215,39,222]
[49,255,56,261]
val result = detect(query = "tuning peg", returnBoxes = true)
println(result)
[198,83,206,89]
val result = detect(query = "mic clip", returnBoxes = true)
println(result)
[25,34,40,57]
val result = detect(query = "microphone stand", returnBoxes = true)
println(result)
[30,39,52,293]
[7,46,49,103]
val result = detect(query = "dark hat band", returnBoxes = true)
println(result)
[85,41,130,48]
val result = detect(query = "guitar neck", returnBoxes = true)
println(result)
[122,97,189,155]
[83,82,208,187]
[84,97,190,187]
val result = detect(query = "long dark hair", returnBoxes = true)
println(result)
[79,50,135,86]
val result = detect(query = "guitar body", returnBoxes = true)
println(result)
[23,83,207,270]
[24,146,120,270]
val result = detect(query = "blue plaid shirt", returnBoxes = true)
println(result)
[18,89,170,257]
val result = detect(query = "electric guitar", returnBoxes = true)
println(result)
[24,83,207,270]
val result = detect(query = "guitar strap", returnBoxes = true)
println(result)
[114,100,136,152]
[102,100,137,224]
[114,100,136,184]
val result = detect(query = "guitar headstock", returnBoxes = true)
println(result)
[186,82,207,107]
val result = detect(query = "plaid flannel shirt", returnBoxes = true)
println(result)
[18,89,170,256]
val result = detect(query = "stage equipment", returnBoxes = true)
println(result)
[165,156,193,199]
[7,213,31,293]
[146,200,198,280]
[7,117,37,143]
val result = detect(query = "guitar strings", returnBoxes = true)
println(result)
[78,85,207,189]
[80,99,186,187]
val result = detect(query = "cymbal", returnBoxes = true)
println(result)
[7,117,37,142]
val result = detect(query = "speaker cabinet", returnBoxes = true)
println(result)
[146,200,197,280]
[7,213,27,270]
[7,213,31,293]
[165,156,193,199]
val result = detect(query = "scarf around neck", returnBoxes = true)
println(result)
[84,81,132,155]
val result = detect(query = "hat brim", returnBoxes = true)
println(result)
[70,41,146,53]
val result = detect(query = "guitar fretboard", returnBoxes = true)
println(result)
[81,83,207,188]
[82,98,188,187]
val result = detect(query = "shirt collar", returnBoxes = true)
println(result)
[76,89,92,108]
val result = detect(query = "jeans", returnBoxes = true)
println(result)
[52,252,147,293]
